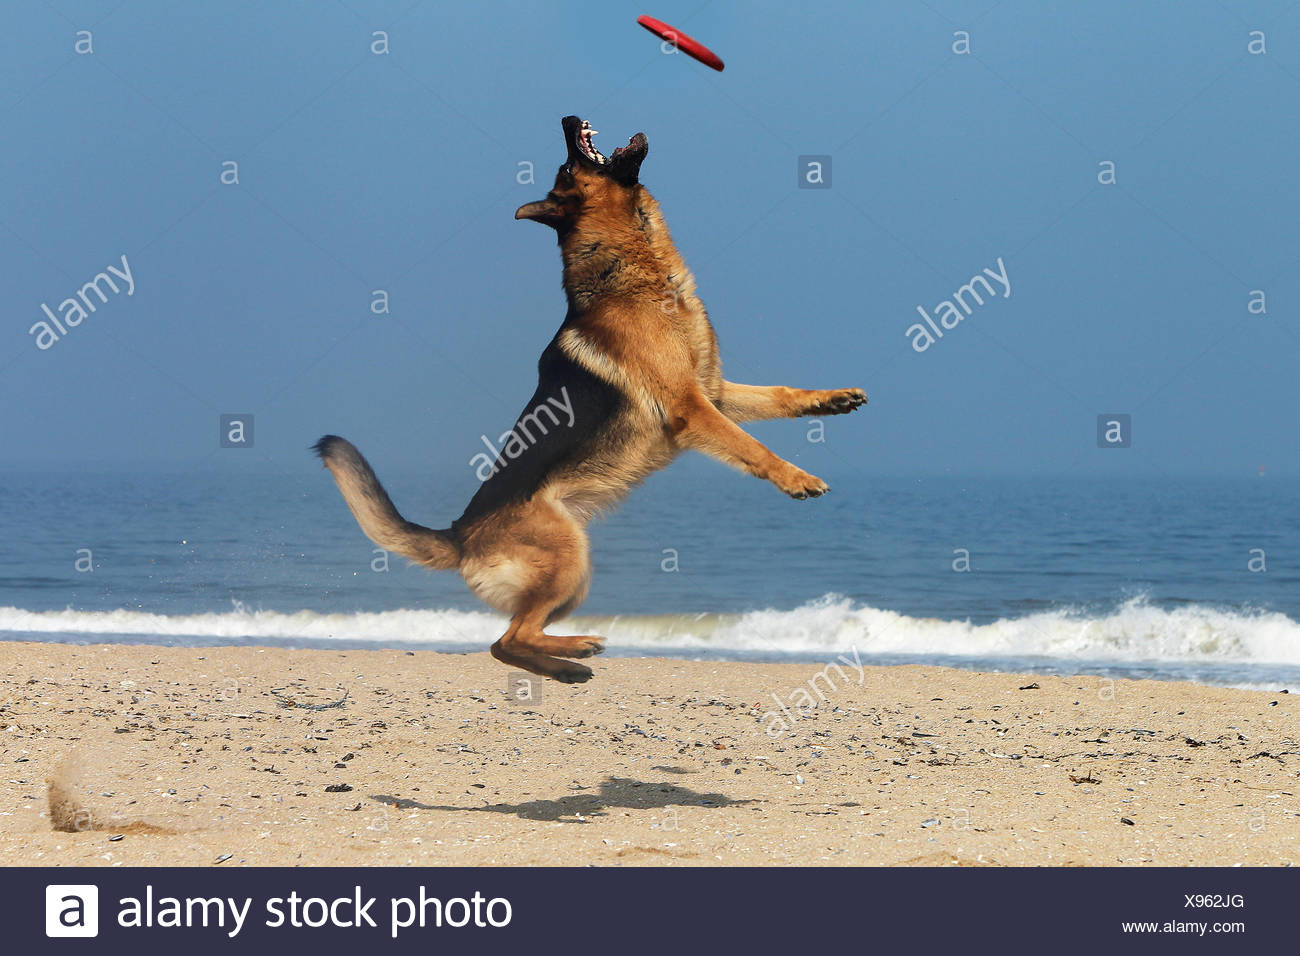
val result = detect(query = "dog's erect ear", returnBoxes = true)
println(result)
[515,199,562,226]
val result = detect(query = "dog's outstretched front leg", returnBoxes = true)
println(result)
[794,386,867,417]
[717,382,867,422]
[670,393,828,498]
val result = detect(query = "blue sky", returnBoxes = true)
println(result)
[3,1,1298,479]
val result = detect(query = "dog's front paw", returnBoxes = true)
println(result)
[809,388,867,416]
[777,467,829,500]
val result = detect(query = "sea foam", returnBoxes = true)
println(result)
[2,594,1297,666]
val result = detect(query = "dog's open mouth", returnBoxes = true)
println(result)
[564,115,648,178]
[575,118,607,164]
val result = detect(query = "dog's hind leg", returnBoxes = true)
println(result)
[491,602,604,684]
[472,498,605,683]
[490,584,606,684]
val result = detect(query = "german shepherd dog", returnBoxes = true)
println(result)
[315,116,866,683]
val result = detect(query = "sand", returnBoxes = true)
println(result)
[0,642,1296,866]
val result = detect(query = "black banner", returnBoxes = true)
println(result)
[11,866,1292,952]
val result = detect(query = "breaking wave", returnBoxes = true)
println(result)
[2,594,1298,666]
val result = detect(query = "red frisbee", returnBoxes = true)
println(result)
[637,15,724,71]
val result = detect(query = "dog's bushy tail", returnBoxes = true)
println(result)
[312,435,460,570]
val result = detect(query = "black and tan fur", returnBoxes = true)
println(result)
[315,115,866,683]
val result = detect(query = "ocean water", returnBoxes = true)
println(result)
[2,466,1298,690]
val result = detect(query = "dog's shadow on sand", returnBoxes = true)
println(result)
[371,775,756,823]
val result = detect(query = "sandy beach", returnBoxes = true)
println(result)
[0,642,1295,866]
